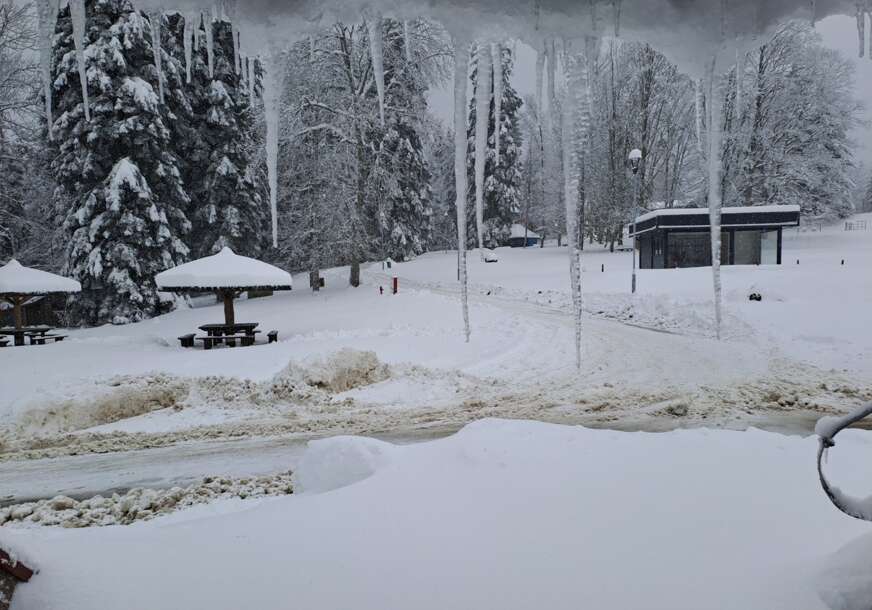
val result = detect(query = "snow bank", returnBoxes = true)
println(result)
[292,436,396,493]
[7,421,872,610]
[817,532,872,610]
[0,260,81,295]
[155,246,292,290]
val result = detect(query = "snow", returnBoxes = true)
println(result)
[7,419,872,610]
[106,157,150,211]
[68,0,90,122]
[0,260,81,296]
[366,10,386,127]
[817,532,872,610]
[473,43,492,251]
[635,204,802,225]
[292,435,396,493]
[509,224,540,239]
[155,247,293,290]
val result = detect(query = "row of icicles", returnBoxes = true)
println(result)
[855,0,872,58]
[36,0,254,142]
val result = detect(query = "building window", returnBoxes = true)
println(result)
[666,231,728,268]
[734,230,762,265]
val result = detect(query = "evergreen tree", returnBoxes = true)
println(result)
[370,18,432,262]
[465,44,523,248]
[52,0,190,325]
[183,14,266,258]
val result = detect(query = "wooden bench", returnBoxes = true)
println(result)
[196,334,256,349]
[27,334,67,346]
[268,330,278,344]
[178,333,196,348]
[0,338,8,348]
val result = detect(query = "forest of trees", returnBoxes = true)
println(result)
[0,0,866,326]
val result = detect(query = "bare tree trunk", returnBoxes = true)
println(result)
[309,270,321,292]
[349,261,361,287]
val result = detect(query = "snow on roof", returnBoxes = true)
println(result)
[510,224,540,239]
[155,247,293,290]
[635,205,801,225]
[0,260,82,296]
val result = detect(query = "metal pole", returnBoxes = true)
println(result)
[631,172,638,294]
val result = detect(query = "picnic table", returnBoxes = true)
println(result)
[0,325,53,347]
[198,323,260,337]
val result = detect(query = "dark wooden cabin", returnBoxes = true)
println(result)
[629,205,800,269]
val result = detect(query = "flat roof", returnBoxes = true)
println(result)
[634,205,800,225]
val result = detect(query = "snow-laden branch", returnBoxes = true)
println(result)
[816,403,872,522]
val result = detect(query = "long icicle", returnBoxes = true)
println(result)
[247,56,256,100]
[36,0,60,139]
[69,0,90,121]
[149,12,165,104]
[612,0,622,37]
[491,43,503,167]
[707,55,724,340]
[263,51,284,248]
[561,49,589,370]
[403,20,412,62]
[473,43,493,253]
[205,11,215,78]
[858,1,866,58]
[454,39,471,342]
[366,11,386,127]
[184,11,194,83]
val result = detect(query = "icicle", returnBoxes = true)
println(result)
[149,12,165,105]
[36,0,60,139]
[612,0,622,37]
[453,39,471,342]
[706,55,724,340]
[473,44,493,253]
[193,12,202,52]
[491,43,503,166]
[309,36,315,62]
[247,56,256,100]
[810,0,817,25]
[205,11,215,78]
[535,41,546,111]
[403,20,412,62]
[735,51,742,120]
[183,12,194,84]
[366,11,386,127]
[857,1,866,58]
[263,52,284,249]
[694,79,705,157]
[560,50,588,370]
[69,0,90,122]
[236,31,242,75]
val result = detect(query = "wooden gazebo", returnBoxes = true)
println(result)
[0,260,81,345]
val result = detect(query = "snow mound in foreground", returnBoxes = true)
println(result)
[299,348,390,393]
[817,532,872,610]
[292,436,397,494]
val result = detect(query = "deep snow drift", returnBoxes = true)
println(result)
[6,419,872,610]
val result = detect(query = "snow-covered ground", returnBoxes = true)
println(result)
[6,419,872,610]
[0,216,870,488]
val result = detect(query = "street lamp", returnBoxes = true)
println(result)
[628,149,643,294]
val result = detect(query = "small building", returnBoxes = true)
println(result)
[508,224,541,248]
[629,205,800,269]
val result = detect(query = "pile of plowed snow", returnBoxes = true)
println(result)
[1,473,294,528]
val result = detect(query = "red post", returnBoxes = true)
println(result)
[392,277,398,294]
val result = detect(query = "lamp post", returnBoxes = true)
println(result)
[628,149,643,294]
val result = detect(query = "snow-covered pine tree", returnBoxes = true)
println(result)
[52,0,190,325]
[370,18,432,262]
[185,13,266,258]
[465,44,523,248]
